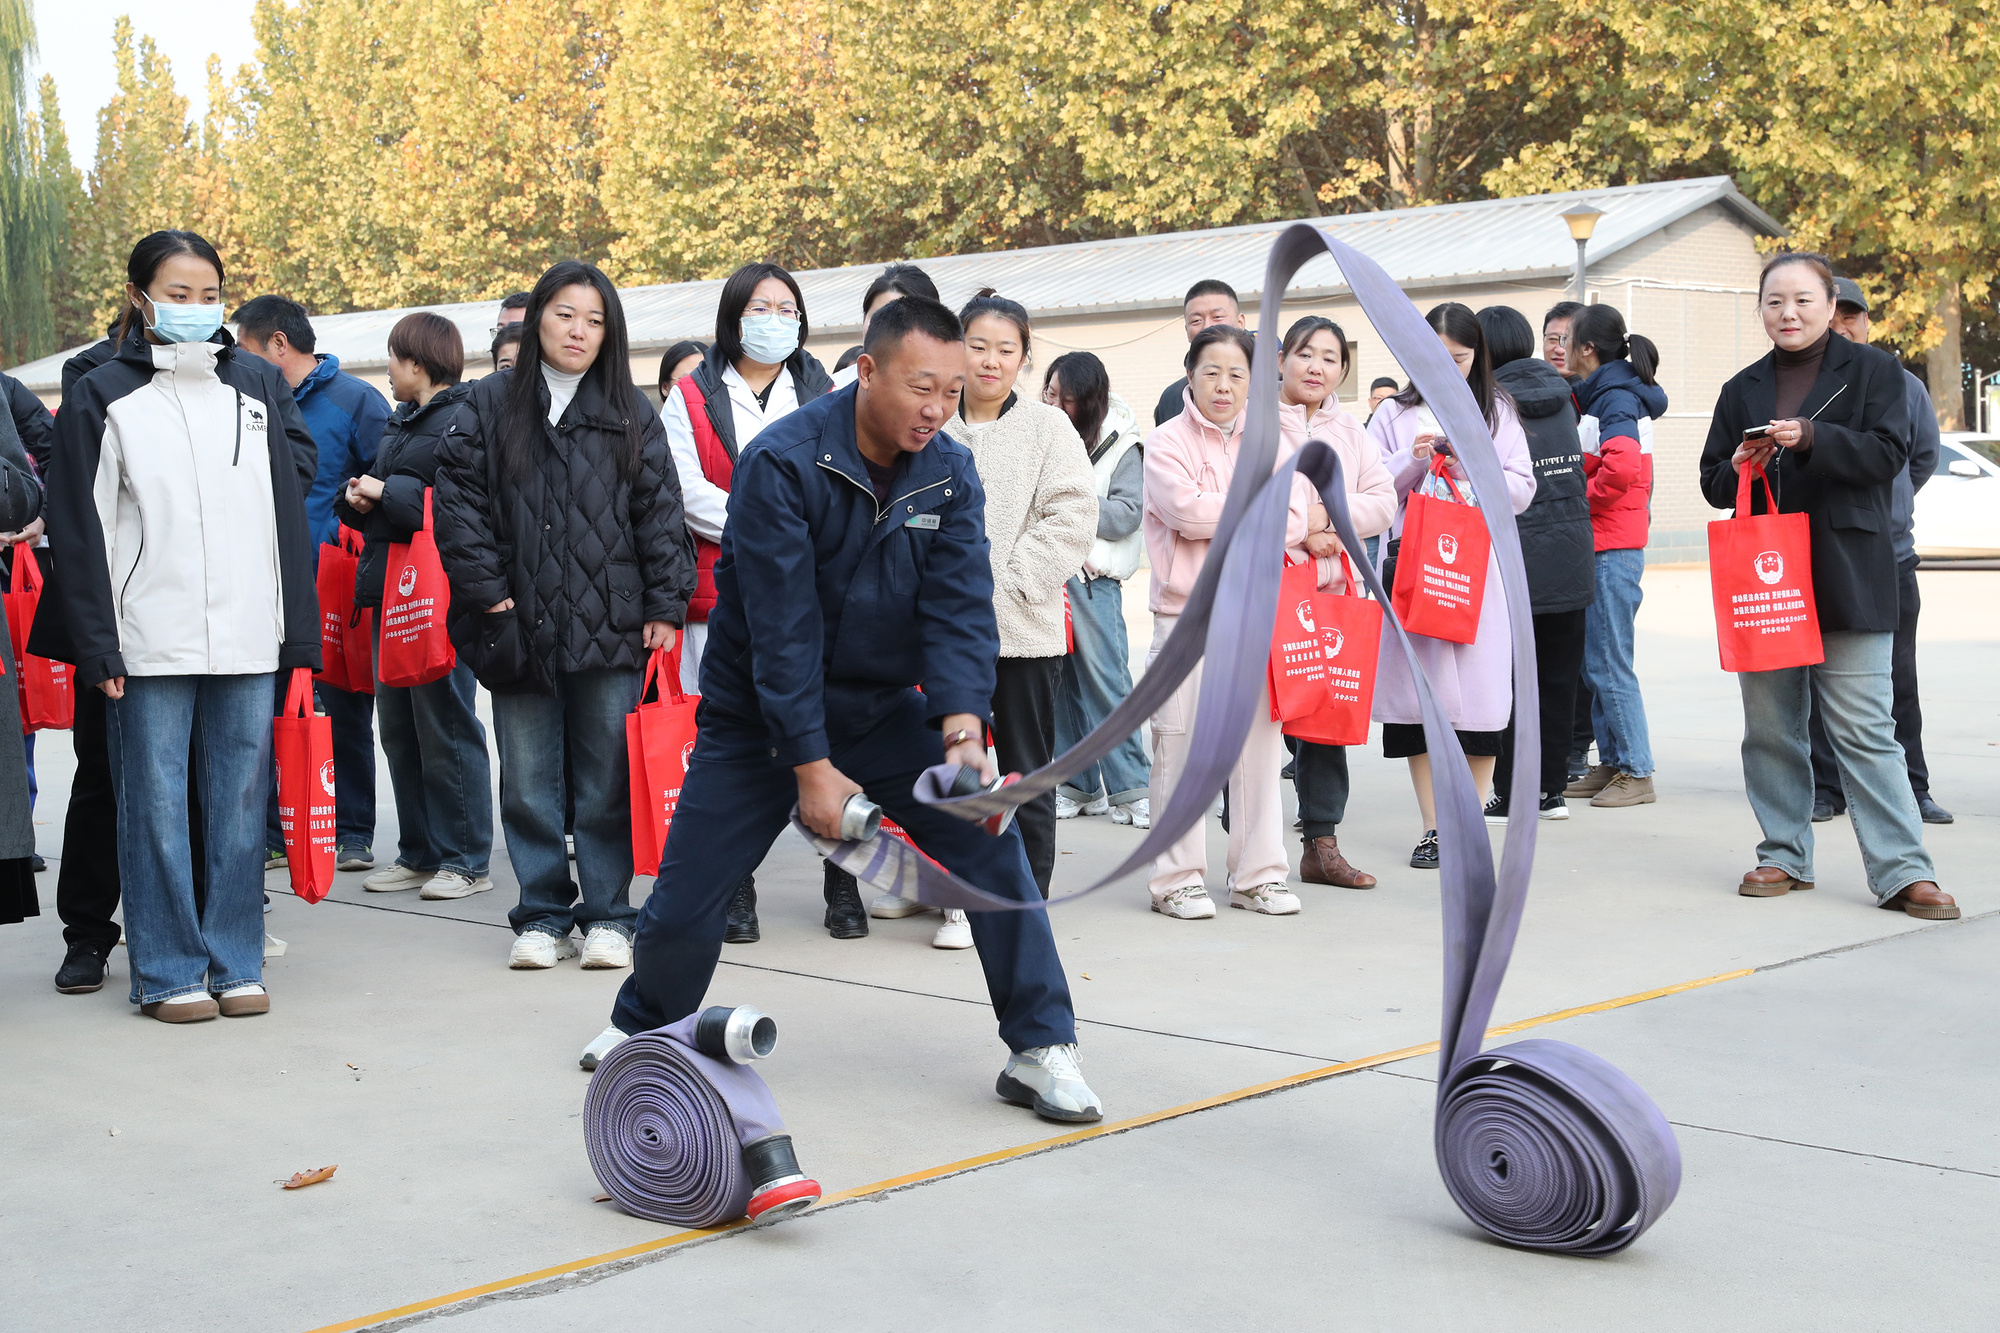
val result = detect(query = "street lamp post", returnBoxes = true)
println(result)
[1561,203,1605,302]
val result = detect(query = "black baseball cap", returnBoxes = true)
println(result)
[1831,276,1869,315]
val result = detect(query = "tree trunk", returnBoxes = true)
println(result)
[1927,276,1966,430]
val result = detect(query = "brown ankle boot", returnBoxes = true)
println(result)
[1300,835,1376,889]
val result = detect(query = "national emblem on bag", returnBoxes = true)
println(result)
[1438,532,1459,565]
[1753,550,1784,585]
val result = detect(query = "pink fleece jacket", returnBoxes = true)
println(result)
[1277,399,1399,593]
[1142,395,1313,616]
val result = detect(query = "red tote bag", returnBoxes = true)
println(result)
[1284,553,1384,747]
[1391,457,1490,645]
[1268,557,1332,721]
[7,547,71,732]
[273,667,337,904]
[1707,463,1823,672]
[378,489,457,688]
[628,644,701,876]
[315,528,366,693]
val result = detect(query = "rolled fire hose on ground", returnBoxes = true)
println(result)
[796,224,1680,1254]
[585,1006,821,1228]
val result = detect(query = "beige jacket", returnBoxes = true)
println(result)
[948,398,1097,657]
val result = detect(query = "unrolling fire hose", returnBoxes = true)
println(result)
[797,223,1681,1254]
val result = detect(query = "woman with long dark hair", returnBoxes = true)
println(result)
[1697,252,1953,920]
[47,229,320,1020]
[661,262,836,941]
[1042,350,1152,829]
[435,260,696,972]
[657,339,707,399]
[1368,302,1536,870]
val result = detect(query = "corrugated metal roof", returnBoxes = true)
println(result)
[8,175,1780,391]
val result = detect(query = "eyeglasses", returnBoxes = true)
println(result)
[1543,333,1570,349]
[746,302,801,320]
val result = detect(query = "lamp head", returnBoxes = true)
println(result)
[1561,204,1605,243]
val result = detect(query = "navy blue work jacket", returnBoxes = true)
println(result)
[701,384,997,767]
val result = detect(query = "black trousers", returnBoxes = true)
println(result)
[992,656,1062,899]
[1811,558,1928,804]
[1295,742,1349,839]
[1495,607,1589,804]
[57,688,206,953]
[1571,677,1596,760]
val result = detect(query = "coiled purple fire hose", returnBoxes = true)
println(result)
[798,224,1680,1254]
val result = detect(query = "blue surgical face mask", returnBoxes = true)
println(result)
[142,298,225,344]
[739,313,800,365]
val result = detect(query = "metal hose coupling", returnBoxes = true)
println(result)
[693,1005,778,1064]
[839,792,883,843]
[947,763,1022,836]
[742,1132,821,1222]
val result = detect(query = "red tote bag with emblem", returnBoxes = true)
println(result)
[1284,554,1384,747]
[1391,457,1490,645]
[7,547,72,732]
[314,528,367,693]
[1707,463,1823,673]
[1267,557,1332,721]
[379,489,457,688]
[628,644,701,876]
[273,667,337,903]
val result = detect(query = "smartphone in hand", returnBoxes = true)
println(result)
[1741,425,1775,442]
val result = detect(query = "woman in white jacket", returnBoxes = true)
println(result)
[1043,352,1151,828]
[49,230,321,1023]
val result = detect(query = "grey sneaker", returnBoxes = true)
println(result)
[421,869,495,900]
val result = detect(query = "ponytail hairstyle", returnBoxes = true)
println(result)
[121,229,226,343]
[958,288,1033,357]
[1392,302,1504,428]
[1569,303,1660,387]
[1043,350,1111,449]
[498,260,644,486]
[1185,323,1256,373]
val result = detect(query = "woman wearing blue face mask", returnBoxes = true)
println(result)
[660,261,835,944]
[46,229,321,1023]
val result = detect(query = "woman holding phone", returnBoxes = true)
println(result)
[1696,252,1953,919]
[1368,303,1535,870]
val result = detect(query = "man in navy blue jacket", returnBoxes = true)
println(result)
[595,298,1099,1122]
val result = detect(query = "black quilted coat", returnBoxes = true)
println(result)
[434,369,696,693]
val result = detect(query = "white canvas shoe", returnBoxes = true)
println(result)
[1229,883,1302,915]
[579,1024,628,1071]
[579,926,632,970]
[421,869,494,900]
[363,864,431,893]
[1150,886,1215,920]
[1110,799,1150,828]
[996,1043,1103,1123]
[509,932,579,969]
[931,909,973,949]
[869,892,931,919]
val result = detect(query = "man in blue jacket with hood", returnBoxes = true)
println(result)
[589,297,1099,1123]
[238,294,391,873]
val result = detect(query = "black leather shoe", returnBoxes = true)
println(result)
[723,876,759,944]
[1409,830,1439,870]
[823,863,868,939]
[55,944,108,994]
[30,853,46,873]
[1918,796,1954,825]
[1811,798,1843,823]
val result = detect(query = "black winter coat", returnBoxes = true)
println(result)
[1699,334,1910,634]
[1494,358,1594,614]
[434,369,696,692]
[336,382,471,609]
[1,371,53,474]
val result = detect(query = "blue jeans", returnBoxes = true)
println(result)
[377,658,492,877]
[493,669,641,940]
[1054,575,1151,805]
[1581,547,1653,777]
[108,673,273,1004]
[1739,631,1936,900]
[265,679,376,851]
[613,687,1075,1051]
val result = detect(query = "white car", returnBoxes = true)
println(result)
[1913,433,2000,559]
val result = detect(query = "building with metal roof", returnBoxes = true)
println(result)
[10,175,1785,556]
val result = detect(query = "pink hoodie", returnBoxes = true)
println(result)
[1277,400,1398,593]
[1143,392,1312,616]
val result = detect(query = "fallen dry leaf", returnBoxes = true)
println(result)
[592,1193,613,1203]
[279,1165,338,1189]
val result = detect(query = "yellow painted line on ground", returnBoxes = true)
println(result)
[301,965,1753,1333]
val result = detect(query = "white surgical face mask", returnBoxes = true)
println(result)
[141,297,225,344]
[739,313,800,365]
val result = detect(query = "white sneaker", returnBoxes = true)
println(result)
[363,864,431,893]
[263,934,287,958]
[1230,882,1302,915]
[1151,886,1215,919]
[1111,799,1150,829]
[579,1024,628,1071]
[1057,791,1109,819]
[509,932,579,969]
[580,926,632,970]
[997,1043,1103,1123]
[421,869,494,900]
[932,908,973,949]
[869,892,932,919]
